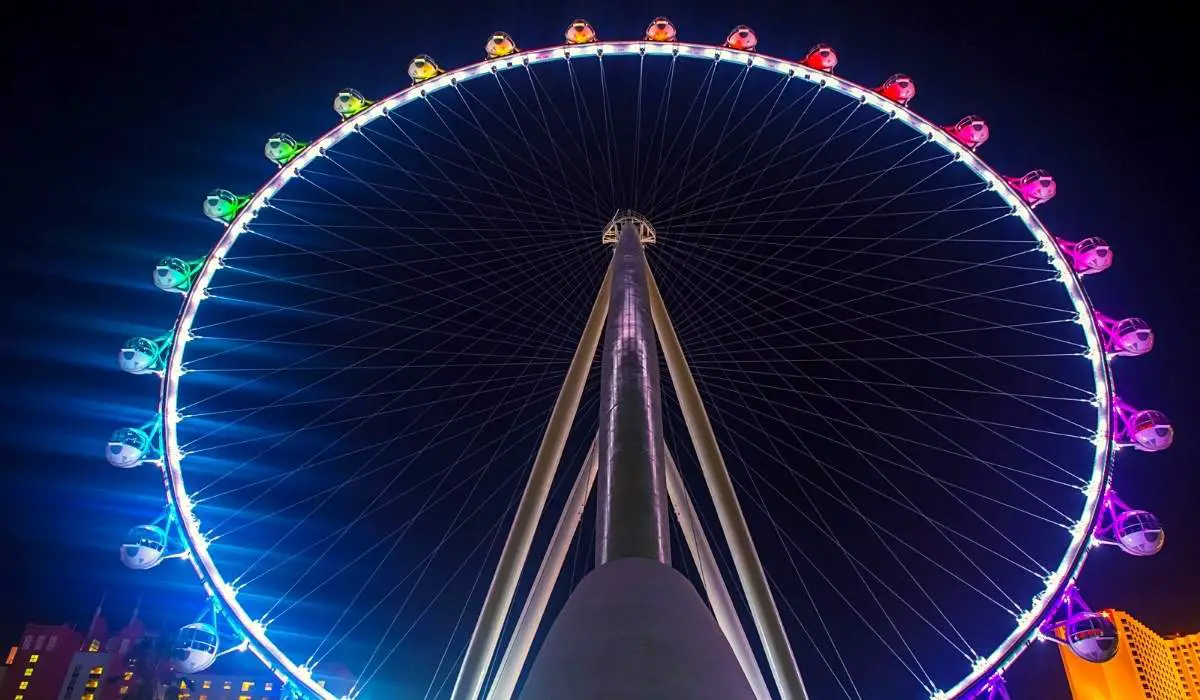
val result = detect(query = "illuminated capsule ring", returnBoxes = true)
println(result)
[147,40,1133,700]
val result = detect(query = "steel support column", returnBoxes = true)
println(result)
[451,263,613,700]
[646,263,810,700]
[486,439,599,700]
[665,450,774,700]
[595,221,671,565]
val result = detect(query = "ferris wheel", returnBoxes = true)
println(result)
[106,17,1174,700]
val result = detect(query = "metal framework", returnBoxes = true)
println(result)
[125,34,1141,700]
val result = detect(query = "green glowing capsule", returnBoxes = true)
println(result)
[203,189,250,224]
[154,256,204,293]
[333,88,372,120]
[118,332,173,375]
[264,132,308,167]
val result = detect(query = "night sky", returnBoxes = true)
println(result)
[3,2,1197,698]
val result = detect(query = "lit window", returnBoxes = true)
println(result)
[124,671,134,681]
[199,696,208,700]
[238,695,251,700]
[180,681,188,689]
[120,687,129,695]
[15,695,24,700]
[24,668,33,676]
[82,695,94,700]
[85,680,99,689]
[18,682,29,690]
[202,680,212,688]
[29,654,40,663]
[242,681,254,691]
[88,640,101,652]
[6,645,17,664]
[264,683,273,691]
[224,681,232,690]
[90,666,104,675]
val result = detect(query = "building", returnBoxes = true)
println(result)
[58,610,162,700]
[1060,608,1200,699]
[1,607,347,700]
[172,673,281,700]
[0,603,168,700]
[0,623,84,700]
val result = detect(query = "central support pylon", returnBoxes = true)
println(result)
[518,215,756,700]
[454,212,807,700]
[596,212,671,565]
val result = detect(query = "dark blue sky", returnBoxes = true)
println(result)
[3,2,1196,698]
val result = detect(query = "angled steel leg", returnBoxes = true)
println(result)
[451,264,613,700]
[665,449,773,700]
[646,263,810,700]
[485,438,599,700]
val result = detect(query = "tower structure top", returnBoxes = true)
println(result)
[602,210,657,245]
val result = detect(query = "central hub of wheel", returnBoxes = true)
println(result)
[602,209,657,245]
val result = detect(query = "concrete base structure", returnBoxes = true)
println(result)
[517,557,756,700]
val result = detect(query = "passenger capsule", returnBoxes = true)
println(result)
[264,133,306,167]
[486,32,518,59]
[801,43,838,72]
[1129,409,1173,452]
[1114,510,1165,556]
[1064,613,1119,663]
[876,74,917,105]
[1062,237,1112,275]
[724,25,758,52]
[119,337,163,375]
[107,427,152,468]
[121,524,168,570]
[333,88,371,120]
[408,54,443,84]
[565,19,597,45]
[202,189,246,224]
[1006,170,1057,208]
[1112,317,1154,356]
[172,623,219,674]
[155,257,194,293]
[645,17,677,42]
[946,115,989,150]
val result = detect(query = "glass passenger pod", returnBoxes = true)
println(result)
[172,623,219,674]
[1063,237,1112,275]
[107,427,151,468]
[333,88,371,120]
[154,257,195,293]
[1005,169,1057,207]
[264,133,306,167]
[946,115,990,150]
[1064,613,1119,663]
[1114,510,1165,556]
[724,25,758,52]
[876,74,917,105]
[486,32,518,59]
[1130,409,1173,451]
[407,55,443,84]
[565,19,597,45]
[120,524,168,570]
[202,189,246,224]
[645,17,677,42]
[801,43,838,72]
[119,336,163,375]
[1111,317,1153,356]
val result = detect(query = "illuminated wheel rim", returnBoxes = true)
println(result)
[152,41,1117,700]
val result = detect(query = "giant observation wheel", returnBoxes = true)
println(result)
[107,19,1173,700]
